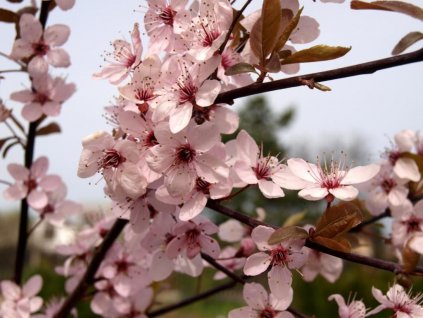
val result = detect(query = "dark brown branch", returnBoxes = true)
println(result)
[350,209,391,233]
[147,280,238,317]
[201,252,246,284]
[54,218,128,318]
[13,0,53,286]
[206,200,423,276]
[215,48,423,104]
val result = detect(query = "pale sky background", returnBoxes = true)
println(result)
[0,0,422,211]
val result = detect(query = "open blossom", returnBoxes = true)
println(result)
[286,156,380,201]
[11,14,70,75]
[0,275,43,318]
[244,225,306,298]
[229,283,294,318]
[10,73,75,122]
[3,156,62,210]
[328,294,366,318]
[146,121,228,198]
[94,23,142,85]
[367,284,423,317]
[392,200,423,247]
[302,248,343,283]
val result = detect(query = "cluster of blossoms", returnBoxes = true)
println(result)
[1,0,423,317]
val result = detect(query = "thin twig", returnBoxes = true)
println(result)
[201,253,246,284]
[10,114,26,134]
[206,200,423,276]
[54,218,129,318]
[215,48,423,104]
[218,0,253,54]
[0,52,25,67]
[350,209,391,233]
[4,121,25,147]
[0,69,24,74]
[26,218,43,238]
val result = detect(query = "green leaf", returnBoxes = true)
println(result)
[274,7,303,52]
[392,31,423,55]
[225,62,257,76]
[314,82,332,92]
[0,8,19,23]
[36,122,61,136]
[281,45,351,64]
[313,202,363,239]
[351,1,423,21]
[268,225,309,245]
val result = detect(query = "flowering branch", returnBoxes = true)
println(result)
[206,200,423,276]
[54,218,128,318]
[215,48,423,104]
[13,1,52,285]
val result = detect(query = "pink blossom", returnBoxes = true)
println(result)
[0,275,43,318]
[244,225,306,298]
[10,73,75,122]
[77,131,147,199]
[392,200,423,247]
[33,298,77,318]
[11,14,70,75]
[3,156,62,210]
[228,282,294,318]
[166,216,220,259]
[302,248,343,283]
[213,247,246,280]
[55,0,75,11]
[367,284,423,317]
[144,0,191,53]
[233,130,292,198]
[93,23,142,85]
[286,156,380,202]
[328,294,366,318]
[146,121,228,198]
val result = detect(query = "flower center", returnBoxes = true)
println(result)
[144,131,158,148]
[159,6,176,26]
[381,178,396,193]
[255,157,277,180]
[32,42,50,56]
[270,246,290,266]
[201,24,221,47]
[42,204,55,215]
[35,93,50,105]
[403,216,421,233]
[178,79,198,104]
[185,228,200,249]
[99,149,126,169]
[259,307,276,318]
[195,178,210,195]
[221,50,237,70]
[176,144,196,163]
[24,178,37,192]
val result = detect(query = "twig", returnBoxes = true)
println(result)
[0,69,25,74]
[215,48,423,104]
[54,218,128,318]
[10,114,26,134]
[201,253,246,284]
[350,209,391,233]
[0,52,25,67]
[218,0,253,54]
[4,121,25,147]
[206,200,423,276]
[26,218,43,238]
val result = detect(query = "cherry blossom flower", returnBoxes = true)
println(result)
[166,215,220,259]
[77,131,147,199]
[302,248,343,283]
[392,200,423,247]
[94,23,142,85]
[11,14,70,75]
[3,156,62,210]
[146,121,228,198]
[10,73,75,122]
[33,297,77,318]
[144,0,191,53]
[286,156,380,202]
[0,275,43,318]
[228,282,294,318]
[233,130,292,198]
[367,284,423,317]
[213,247,246,280]
[328,294,366,318]
[55,0,76,11]
[244,225,306,298]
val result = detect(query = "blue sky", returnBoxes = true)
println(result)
[0,0,422,210]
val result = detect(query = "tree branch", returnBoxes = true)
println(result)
[215,48,423,104]
[54,218,128,318]
[201,253,246,284]
[350,209,391,233]
[206,200,423,276]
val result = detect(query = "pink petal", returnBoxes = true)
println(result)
[165,165,197,198]
[22,103,43,122]
[188,123,220,152]
[42,101,62,117]
[28,56,49,75]
[10,90,34,103]
[394,158,420,182]
[44,24,70,46]
[150,251,174,281]
[19,14,42,43]
[228,307,255,318]
[8,164,29,181]
[268,265,292,299]
[271,167,309,190]
[329,186,359,201]
[243,282,268,310]
[234,161,258,184]
[11,39,34,59]
[31,157,49,178]
[166,236,187,259]
[341,164,380,185]
[39,175,62,191]
[236,130,259,167]
[179,193,207,221]
[290,16,320,44]
[23,275,42,297]
[27,190,48,209]
[1,281,20,300]
[287,158,318,183]
[47,48,71,67]
[169,103,192,134]
[196,80,221,107]
[29,296,43,312]
[243,252,271,276]
[198,234,220,258]
[55,0,76,10]
[251,225,274,251]
[258,179,285,198]
[3,184,27,201]
[298,187,328,201]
